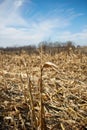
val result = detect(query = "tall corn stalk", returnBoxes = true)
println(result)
[39,43,46,130]
[39,61,58,130]
[27,75,37,130]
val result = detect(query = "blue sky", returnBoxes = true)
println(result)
[0,0,87,47]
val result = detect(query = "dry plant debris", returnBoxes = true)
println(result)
[0,51,87,130]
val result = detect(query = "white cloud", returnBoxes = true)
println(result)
[0,0,27,28]
[14,0,24,8]
[53,28,87,46]
[66,8,84,19]
[0,0,87,47]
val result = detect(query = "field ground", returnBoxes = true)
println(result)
[0,51,87,130]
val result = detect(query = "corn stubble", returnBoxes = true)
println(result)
[0,51,87,130]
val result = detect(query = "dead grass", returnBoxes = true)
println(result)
[0,51,87,130]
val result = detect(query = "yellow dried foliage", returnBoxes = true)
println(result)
[0,51,87,130]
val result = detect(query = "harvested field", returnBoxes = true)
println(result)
[0,51,87,130]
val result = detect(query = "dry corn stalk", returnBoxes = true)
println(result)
[39,62,58,130]
[27,76,37,130]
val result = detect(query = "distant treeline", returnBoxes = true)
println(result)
[0,41,87,55]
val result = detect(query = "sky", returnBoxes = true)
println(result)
[0,0,87,47]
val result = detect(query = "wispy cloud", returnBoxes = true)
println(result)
[0,0,87,47]
[14,0,24,8]
[53,27,87,46]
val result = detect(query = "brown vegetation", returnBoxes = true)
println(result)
[0,46,87,130]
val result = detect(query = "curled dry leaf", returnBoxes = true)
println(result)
[43,62,58,69]
[42,62,58,73]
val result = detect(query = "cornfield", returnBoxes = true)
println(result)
[0,50,87,130]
